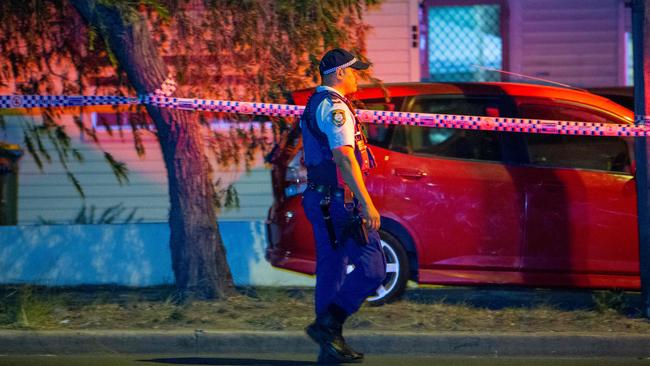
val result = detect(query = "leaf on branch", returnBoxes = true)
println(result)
[117,110,127,130]
[132,129,145,157]
[88,25,98,51]
[66,171,86,199]
[72,148,84,162]
[54,125,72,151]
[52,136,69,170]
[33,130,52,164]
[103,36,119,68]
[22,130,43,171]
[73,115,99,144]
[60,204,142,226]
[98,114,114,135]
[124,207,142,223]
[104,152,130,185]
[224,184,239,209]
[128,113,146,157]
[97,203,127,224]
[212,177,240,211]
[73,205,88,225]
[213,184,222,210]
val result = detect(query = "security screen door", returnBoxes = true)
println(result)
[426,3,503,82]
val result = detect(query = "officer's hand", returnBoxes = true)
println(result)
[362,204,381,231]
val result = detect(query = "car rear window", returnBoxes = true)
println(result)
[516,98,632,173]
[524,134,631,173]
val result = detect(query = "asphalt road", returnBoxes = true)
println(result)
[1,354,649,366]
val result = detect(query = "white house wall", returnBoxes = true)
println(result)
[4,113,273,225]
[509,0,624,88]
[364,0,421,82]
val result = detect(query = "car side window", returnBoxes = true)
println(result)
[389,125,409,154]
[407,126,502,161]
[356,97,403,148]
[409,96,503,116]
[518,101,632,173]
[401,95,504,162]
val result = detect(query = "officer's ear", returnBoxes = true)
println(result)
[335,67,346,81]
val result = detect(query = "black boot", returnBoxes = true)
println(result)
[306,305,364,364]
[330,321,364,360]
[317,348,343,364]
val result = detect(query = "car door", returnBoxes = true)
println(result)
[514,98,638,280]
[381,95,526,276]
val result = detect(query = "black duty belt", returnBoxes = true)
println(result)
[307,182,345,198]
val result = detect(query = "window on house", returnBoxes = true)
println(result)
[425,4,503,82]
[626,31,634,86]
[92,111,153,131]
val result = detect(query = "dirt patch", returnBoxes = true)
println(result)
[0,285,648,333]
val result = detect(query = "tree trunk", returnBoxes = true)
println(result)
[71,0,235,299]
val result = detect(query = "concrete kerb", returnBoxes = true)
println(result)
[1,330,650,357]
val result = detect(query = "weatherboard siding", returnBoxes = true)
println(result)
[3,113,272,225]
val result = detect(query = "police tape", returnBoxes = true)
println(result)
[0,95,139,109]
[1,94,647,137]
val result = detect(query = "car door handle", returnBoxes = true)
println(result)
[393,168,426,179]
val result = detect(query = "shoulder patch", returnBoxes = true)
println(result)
[331,109,347,127]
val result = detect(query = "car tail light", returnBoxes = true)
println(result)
[285,150,308,197]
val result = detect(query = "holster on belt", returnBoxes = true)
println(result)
[316,184,369,248]
[343,186,369,246]
[319,192,339,249]
[347,212,369,246]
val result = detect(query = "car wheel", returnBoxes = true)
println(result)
[367,230,410,305]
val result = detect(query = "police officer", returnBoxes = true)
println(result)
[301,48,386,364]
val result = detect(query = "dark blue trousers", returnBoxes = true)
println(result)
[302,188,386,317]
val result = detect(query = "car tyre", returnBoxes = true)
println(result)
[366,230,410,306]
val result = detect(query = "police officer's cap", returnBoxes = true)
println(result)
[319,48,370,76]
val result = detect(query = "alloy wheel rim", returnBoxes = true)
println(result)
[367,239,400,302]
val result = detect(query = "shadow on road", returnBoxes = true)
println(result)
[139,357,317,365]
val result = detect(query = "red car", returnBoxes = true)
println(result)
[266,82,638,304]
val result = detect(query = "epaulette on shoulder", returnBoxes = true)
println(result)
[328,98,345,106]
[325,92,343,104]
